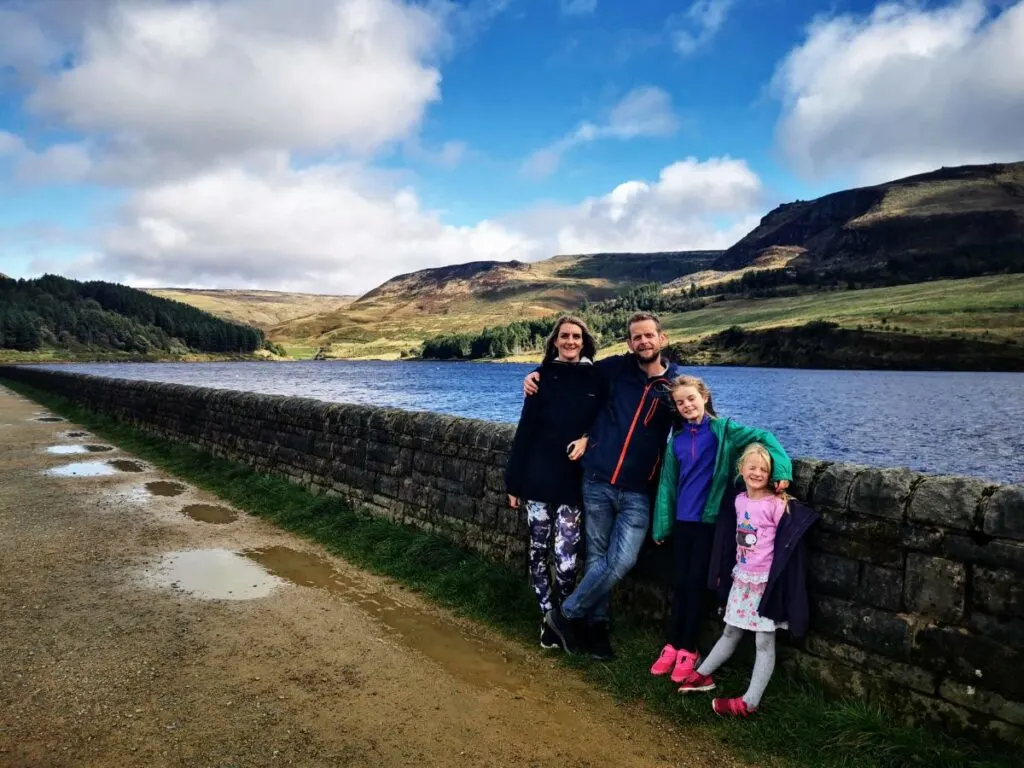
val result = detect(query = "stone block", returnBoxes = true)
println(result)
[968,612,1024,648]
[811,595,910,660]
[908,475,987,531]
[811,526,903,568]
[904,553,965,622]
[808,552,860,598]
[939,679,1024,726]
[913,625,1024,700]
[849,467,916,521]
[803,636,936,694]
[905,691,979,736]
[984,485,1024,541]
[462,464,486,496]
[974,566,1024,619]
[790,458,828,501]
[941,535,1024,571]
[811,463,869,510]
[443,494,477,521]
[858,564,904,611]
[900,523,945,554]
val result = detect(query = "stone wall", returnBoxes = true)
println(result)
[2,366,1021,744]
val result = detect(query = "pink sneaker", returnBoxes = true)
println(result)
[712,697,757,717]
[650,644,678,676]
[676,670,715,694]
[670,649,699,683]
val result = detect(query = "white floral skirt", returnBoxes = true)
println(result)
[723,570,789,633]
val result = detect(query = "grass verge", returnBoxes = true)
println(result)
[3,378,1016,768]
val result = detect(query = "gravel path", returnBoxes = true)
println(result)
[0,385,746,768]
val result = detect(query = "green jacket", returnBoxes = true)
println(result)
[652,416,792,542]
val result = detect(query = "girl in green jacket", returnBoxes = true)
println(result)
[647,375,792,686]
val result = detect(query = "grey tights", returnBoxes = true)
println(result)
[696,624,776,708]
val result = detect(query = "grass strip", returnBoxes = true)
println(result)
[4,379,1016,768]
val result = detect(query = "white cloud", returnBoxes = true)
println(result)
[773,0,1024,183]
[668,0,735,56]
[523,86,680,177]
[25,0,446,169]
[51,155,764,293]
[561,0,598,16]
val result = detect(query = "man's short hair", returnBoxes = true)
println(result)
[627,311,662,336]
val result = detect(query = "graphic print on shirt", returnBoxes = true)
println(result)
[736,510,759,565]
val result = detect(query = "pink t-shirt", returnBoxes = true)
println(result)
[734,492,787,579]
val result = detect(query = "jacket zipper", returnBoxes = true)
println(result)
[642,398,659,426]
[610,381,654,485]
[647,454,661,482]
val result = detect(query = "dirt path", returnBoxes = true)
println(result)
[0,386,745,768]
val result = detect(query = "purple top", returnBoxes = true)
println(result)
[673,416,718,523]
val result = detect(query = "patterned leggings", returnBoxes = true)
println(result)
[526,500,582,615]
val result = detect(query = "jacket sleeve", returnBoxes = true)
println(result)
[708,494,738,601]
[505,385,542,497]
[725,420,793,482]
[651,432,678,542]
[787,535,811,638]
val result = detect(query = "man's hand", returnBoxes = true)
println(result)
[508,494,520,508]
[523,371,540,396]
[774,479,790,495]
[567,436,588,461]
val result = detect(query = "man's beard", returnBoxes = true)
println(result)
[635,349,661,363]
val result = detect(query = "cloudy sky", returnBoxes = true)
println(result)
[0,0,1022,294]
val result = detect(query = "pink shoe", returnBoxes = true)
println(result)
[676,670,716,694]
[670,649,699,683]
[712,697,757,717]
[650,644,678,676]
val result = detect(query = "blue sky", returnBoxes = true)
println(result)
[0,0,1022,294]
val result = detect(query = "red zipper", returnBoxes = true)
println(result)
[610,381,654,485]
[648,454,661,482]
[643,398,659,426]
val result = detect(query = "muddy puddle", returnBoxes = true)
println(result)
[146,481,187,498]
[243,546,533,693]
[63,431,90,438]
[142,549,283,600]
[34,416,66,423]
[47,445,90,455]
[108,459,146,472]
[45,461,119,477]
[181,504,238,524]
[84,444,114,453]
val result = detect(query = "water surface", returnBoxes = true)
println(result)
[35,361,1024,483]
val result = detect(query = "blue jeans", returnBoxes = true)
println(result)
[562,478,650,623]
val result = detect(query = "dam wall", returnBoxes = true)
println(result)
[2,365,1021,743]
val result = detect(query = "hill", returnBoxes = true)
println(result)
[0,274,264,359]
[716,162,1024,279]
[146,288,353,330]
[269,251,719,357]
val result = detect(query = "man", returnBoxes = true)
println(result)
[522,312,680,659]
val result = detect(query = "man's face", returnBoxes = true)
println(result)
[626,319,666,363]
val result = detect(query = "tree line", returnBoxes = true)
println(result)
[0,274,264,354]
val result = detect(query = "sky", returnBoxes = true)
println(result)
[0,0,1022,295]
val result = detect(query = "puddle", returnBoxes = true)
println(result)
[47,445,89,455]
[64,431,90,438]
[108,459,146,473]
[34,416,66,423]
[84,444,114,453]
[45,461,118,477]
[242,546,531,693]
[142,549,283,600]
[146,481,187,498]
[181,504,238,524]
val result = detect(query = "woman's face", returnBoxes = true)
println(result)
[555,323,584,362]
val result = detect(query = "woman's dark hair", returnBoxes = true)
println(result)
[543,315,598,363]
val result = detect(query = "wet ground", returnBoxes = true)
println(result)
[0,385,744,768]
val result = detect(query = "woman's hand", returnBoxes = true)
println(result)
[567,436,588,461]
[774,479,790,494]
[508,494,520,509]
[523,371,540,396]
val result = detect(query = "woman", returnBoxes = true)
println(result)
[505,315,606,648]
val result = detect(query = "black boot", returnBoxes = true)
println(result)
[586,621,615,660]
[543,608,578,653]
[539,619,560,649]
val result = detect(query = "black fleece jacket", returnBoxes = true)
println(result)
[505,360,606,508]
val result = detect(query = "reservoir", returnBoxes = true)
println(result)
[33,361,1024,484]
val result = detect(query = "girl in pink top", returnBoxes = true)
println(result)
[676,443,789,716]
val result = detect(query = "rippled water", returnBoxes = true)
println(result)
[34,361,1024,484]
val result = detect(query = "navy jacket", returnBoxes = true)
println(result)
[506,360,607,507]
[708,488,818,638]
[581,353,681,492]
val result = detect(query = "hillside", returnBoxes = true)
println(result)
[0,275,264,359]
[270,251,719,356]
[716,161,1024,278]
[146,288,353,330]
